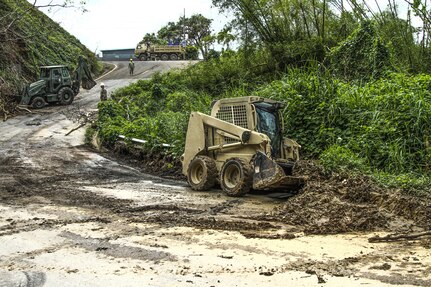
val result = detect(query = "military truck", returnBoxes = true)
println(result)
[134,43,185,61]
[181,96,305,197]
[19,56,96,108]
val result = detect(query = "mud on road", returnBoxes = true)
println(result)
[0,61,430,287]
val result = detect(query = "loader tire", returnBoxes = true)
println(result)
[58,87,74,105]
[187,156,217,191]
[220,158,253,197]
[31,96,46,109]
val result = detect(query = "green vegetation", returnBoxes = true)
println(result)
[97,9,431,194]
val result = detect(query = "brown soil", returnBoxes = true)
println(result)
[273,160,431,234]
[105,144,431,236]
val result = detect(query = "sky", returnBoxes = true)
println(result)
[32,0,230,54]
[32,0,421,55]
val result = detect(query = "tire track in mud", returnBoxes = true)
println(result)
[0,217,111,237]
[60,231,177,262]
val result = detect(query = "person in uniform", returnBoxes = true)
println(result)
[100,83,107,101]
[128,59,135,75]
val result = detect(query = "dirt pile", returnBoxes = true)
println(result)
[274,161,431,234]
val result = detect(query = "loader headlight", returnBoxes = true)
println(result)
[241,131,251,143]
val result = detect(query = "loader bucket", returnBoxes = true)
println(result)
[253,151,305,191]
[81,78,96,90]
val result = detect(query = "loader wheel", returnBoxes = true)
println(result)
[58,87,74,105]
[31,96,46,109]
[220,158,253,197]
[187,156,217,191]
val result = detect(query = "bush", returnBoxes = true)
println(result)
[320,145,369,174]
[256,70,431,190]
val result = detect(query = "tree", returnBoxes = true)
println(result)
[184,14,213,59]
[139,33,165,45]
[327,21,392,81]
[211,0,342,69]
[157,21,183,44]
[217,26,236,51]
[137,14,214,59]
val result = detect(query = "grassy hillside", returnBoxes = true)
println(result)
[0,0,100,117]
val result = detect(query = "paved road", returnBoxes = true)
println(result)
[0,61,429,287]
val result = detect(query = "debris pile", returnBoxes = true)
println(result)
[274,161,431,234]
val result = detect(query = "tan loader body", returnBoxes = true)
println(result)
[181,96,304,197]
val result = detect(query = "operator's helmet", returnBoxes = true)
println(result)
[100,82,105,87]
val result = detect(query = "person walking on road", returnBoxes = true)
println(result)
[100,83,107,101]
[128,58,135,75]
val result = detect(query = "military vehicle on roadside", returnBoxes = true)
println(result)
[181,96,305,197]
[19,56,96,108]
[134,43,186,61]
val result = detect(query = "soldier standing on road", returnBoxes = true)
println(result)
[128,59,135,75]
[100,83,107,101]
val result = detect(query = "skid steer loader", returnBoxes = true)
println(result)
[181,96,305,197]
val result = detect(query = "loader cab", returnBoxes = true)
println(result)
[39,65,71,94]
[254,101,283,158]
[211,96,285,158]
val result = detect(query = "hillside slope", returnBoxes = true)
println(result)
[0,0,100,118]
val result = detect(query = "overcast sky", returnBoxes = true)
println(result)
[32,0,420,55]
[32,0,229,54]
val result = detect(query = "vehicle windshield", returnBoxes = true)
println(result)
[254,102,282,158]
[40,68,50,79]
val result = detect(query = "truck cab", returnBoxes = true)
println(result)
[39,66,72,94]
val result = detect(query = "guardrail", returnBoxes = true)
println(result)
[118,135,172,148]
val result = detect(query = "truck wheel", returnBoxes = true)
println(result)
[161,54,169,61]
[58,87,74,105]
[139,54,147,61]
[31,96,47,109]
[187,156,217,191]
[220,158,253,197]
[170,54,178,60]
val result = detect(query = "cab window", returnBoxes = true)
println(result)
[52,69,61,78]
[62,67,70,77]
[40,68,50,79]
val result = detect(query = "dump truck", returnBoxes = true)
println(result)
[181,96,304,197]
[135,43,185,61]
[19,56,96,108]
